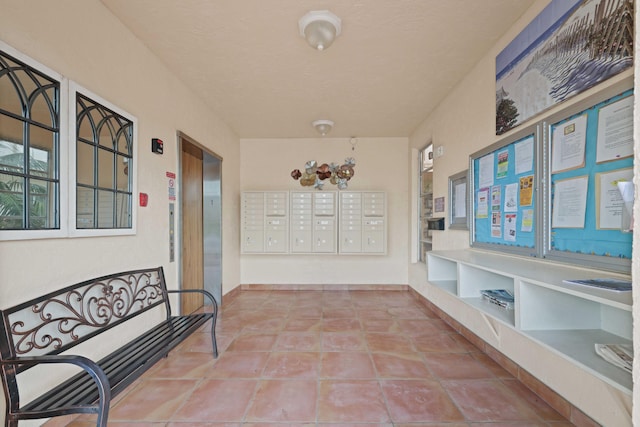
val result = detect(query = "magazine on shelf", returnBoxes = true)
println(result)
[595,343,633,373]
[562,278,631,292]
[480,289,514,310]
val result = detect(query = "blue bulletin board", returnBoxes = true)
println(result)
[471,125,539,256]
[548,88,633,269]
[471,77,633,273]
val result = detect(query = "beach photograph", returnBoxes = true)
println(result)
[496,0,633,135]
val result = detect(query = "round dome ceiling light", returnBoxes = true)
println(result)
[299,10,342,51]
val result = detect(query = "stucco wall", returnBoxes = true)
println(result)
[407,0,638,424]
[239,137,409,286]
[0,1,241,423]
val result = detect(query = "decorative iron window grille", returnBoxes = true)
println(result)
[75,93,133,229]
[0,49,60,230]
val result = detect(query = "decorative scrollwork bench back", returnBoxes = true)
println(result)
[0,266,218,427]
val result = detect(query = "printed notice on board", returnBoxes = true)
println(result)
[596,95,634,163]
[479,154,495,188]
[521,209,534,232]
[514,136,534,175]
[551,115,587,173]
[477,188,489,218]
[503,183,518,212]
[491,186,501,211]
[497,150,509,179]
[552,176,588,228]
[454,183,466,218]
[519,175,533,206]
[504,213,517,242]
[597,168,633,229]
[491,211,502,237]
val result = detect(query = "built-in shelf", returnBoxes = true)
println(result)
[463,297,515,326]
[426,249,632,425]
[526,329,632,392]
[429,279,457,295]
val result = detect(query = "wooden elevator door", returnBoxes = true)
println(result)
[181,140,204,314]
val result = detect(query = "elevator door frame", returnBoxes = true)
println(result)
[178,131,223,314]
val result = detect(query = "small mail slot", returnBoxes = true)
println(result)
[427,217,445,230]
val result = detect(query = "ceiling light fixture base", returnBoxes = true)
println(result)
[299,10,342,51]
[312,119,334,136]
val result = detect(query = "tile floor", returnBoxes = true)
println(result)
[59,289,574,426]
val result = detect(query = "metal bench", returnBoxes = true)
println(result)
[0,266,218,427]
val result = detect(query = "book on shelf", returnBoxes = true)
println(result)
[480,289,514,310]
[595,343,633,373]
[562,278,631,292]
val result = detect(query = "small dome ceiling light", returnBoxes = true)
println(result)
[299,10,342,51]
[312,119,334,136]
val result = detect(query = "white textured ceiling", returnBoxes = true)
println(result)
[100,0,534,138]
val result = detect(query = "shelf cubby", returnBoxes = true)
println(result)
[425,249,632,424]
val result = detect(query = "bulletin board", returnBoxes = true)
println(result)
[547,85,633,271]
[470,77,633,273]
[470,125,539,256]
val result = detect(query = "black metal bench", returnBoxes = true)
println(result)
[0,266,218,427]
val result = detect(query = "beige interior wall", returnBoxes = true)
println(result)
[408,0,634,288]
[408,0,638,423]
[0,1,240,422]
[1,0,637,424]
[240,137,409,285]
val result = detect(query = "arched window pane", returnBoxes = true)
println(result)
[29,125,54,179]
[116,124,132,155]
[97,117,116,148]
[97,148,114,188]
[77,141,94,186]
[0,116,25,173]
[76,92,133,230]
[76,186,95,229]
[0,69,24,117]
[0,48,59,231]
[29,87,57,128]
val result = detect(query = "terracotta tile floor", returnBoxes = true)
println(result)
[60,289,574,426]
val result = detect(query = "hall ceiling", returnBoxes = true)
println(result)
[101,0,535,138]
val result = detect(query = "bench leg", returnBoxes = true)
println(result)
[210,320,218,358]
[96,400,110,427]
[97,411,108,427]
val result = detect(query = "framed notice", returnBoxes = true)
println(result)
[449,170,468,230]
[596,95,633,163]
[551,175,588,229]
[596,168,633,230]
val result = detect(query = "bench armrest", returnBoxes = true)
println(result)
[166,288,218,315]
[1,354,111,423]
[166,288,219,358]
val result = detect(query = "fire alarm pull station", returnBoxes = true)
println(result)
[152,138,163,154]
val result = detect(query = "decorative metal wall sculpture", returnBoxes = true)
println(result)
[291,158,356,190]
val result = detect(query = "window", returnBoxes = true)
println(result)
[419,144,433,262]
[74,92,133,230]
[0,46,62,235]
[0,41,137,240]
[70,83,137,237]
